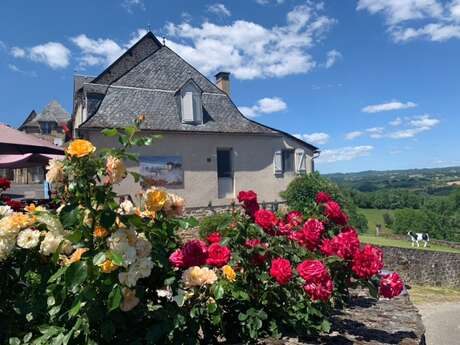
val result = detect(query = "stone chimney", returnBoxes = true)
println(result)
[215,72,230,95]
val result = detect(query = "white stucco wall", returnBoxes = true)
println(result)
[84,130,315,208]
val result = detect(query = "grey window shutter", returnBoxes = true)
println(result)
[295,149,306,174]
[274,150,283,175]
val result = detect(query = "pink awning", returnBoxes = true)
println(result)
[0,124,65,155]
[0,153,64,169]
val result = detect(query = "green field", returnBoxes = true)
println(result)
[358,208,395,235]
[358,208,460,253]
[359,234,460,254]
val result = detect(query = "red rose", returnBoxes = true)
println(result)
[324,201,348,225]
[181,240,208,268]
[206,243,231,267]
[238,190,258,203]
[304,278,334,302]
[278,221,293,236]
[297,260,329,283]
[352,245,384,279]
[238,190,260,218]
[254,209,278,232]
[320,228,360,260]
[380,272,404,299]
[0,178,11,191]
[269,258,292,285]
[6,199,23,212]
[286,211,303,227]
[290,219,324,250]
[169,249,185,268]
[206,232,222,244]
[315,192,332,204]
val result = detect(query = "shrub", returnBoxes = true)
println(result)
[281,173,368,232]
[198,212,235,239]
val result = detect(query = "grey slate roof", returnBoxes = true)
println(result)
[77,32,318,151]
[82,86,276,134]
[21,101,70,128]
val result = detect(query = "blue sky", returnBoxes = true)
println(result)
[0,0,459,173]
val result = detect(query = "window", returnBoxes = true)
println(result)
[282,150,294,172]
[40,122,54,134]
[180,80,203,124]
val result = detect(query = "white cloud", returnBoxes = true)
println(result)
[389,117,403,126]
[71,29,147,67]
[239,97,287,117]
[10,47,26,57]
[317,145,374,163]
[208,3,231,17]
[165,3,336,79]
[348,114,440,140]
[256,0,285,5]
[357,0,460,42]
[296,132,330,145]
[0,40,6,51]
[324,49,342,68]
[122,0,145,13]
[8,64,37,77]
[362,100,417,113]
[345,131,364,140]
[10,42,70,69]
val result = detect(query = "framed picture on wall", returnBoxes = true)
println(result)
[139,156,184,188]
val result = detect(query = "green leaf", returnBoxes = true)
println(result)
[48,305,61,316]
[65,262,88,291]
[107,251,124,266]
[47,296,56,307]
[9,338,21,345]
[102,128,118,137]
[213,284,224,300]
[69,300,82,317]
[66,229,82,243]
[59,206,80,228]
[23,333,32,343]
[163,276,175,286]
[48,266,68,283]
[207,302,217,314]
[92,252,106,266]
[124,126,137,137]
[107,285,122,311]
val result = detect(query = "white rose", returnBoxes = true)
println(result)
[39,231,72,256]
[0,237,15,261]
[16,228,41,249]
[135,233,152,258]
[0,205,13,218]
[118,270,139,287]
[118,199,136,215]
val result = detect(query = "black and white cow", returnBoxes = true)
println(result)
[408,231,430,248]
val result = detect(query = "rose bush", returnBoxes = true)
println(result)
[1,119,404,345]
[169,191,405,343]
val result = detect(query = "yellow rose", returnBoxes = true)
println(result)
[100,260,119,273]
[144,188,168,212]
[93,226,108,238]
[106,155,127,184]
[222,265,236,282]
[62,248,88,266]
[66,139,96,158]
[182,266,217,287]
[0,213,35,234]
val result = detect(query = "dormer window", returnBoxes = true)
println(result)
[179,79,203,124]
[39,121,54,134]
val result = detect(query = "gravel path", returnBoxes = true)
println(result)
[417,303,460,345]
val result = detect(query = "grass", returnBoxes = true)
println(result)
[409,285,460,305]
[359,234,460,254]
[358,208,395,235]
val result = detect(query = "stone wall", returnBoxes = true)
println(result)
[245,292,425,345]
[184,201,287,218]
[381,246,460,288]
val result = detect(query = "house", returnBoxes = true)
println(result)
[2,101,70,184]
[72,32,319,208]
[19,100,70,147]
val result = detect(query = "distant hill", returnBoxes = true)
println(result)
[325,166,460,193]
